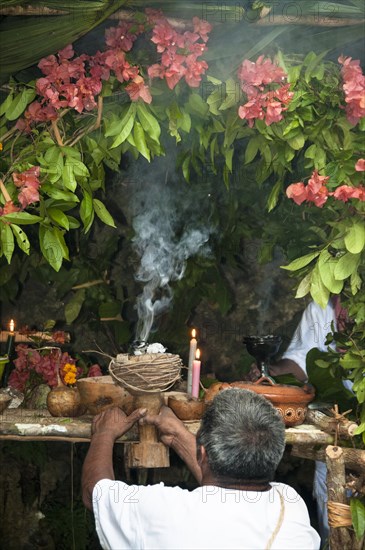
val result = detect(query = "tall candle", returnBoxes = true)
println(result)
[5,319,15,358]
[3,319,15,387]
[191,348,201,399]
[187,329,197,396]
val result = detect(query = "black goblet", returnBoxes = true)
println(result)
[243,335,282,382]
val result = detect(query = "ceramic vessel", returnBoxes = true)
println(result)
[204,380,315,427]
[47,374,86,417]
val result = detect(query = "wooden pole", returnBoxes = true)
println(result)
[291,445,365,474]
[326,445,353,550]
[306,409,358,439]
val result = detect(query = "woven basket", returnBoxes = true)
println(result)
[109,353,182,394]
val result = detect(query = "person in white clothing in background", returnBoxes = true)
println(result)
[82,388,320,550]
[268,297,352,546]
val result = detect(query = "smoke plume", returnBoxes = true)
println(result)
[130,176,213,342]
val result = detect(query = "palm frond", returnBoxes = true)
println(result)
[0,1,129,83]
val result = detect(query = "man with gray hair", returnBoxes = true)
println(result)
[82,388,320,549]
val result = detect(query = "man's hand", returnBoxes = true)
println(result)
[92,406,147,441]
[140,405,184,447]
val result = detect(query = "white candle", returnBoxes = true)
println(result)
[191,348,201,399]
[187,329,197,396]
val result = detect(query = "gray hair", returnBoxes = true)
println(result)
[196,388,285,482]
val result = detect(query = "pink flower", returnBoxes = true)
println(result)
[0,200,20,216]
[286,182,307,205]
[125,76,152,103]
[306,170,330,207]
[105,21,139,51]
[58,44,74,61]
[150,22,177,53]
[192,17,212,42]
[12,166,40,188]
[331,185,365,202]
[88,364,103,377]
[12,166,41,208]
[338,56,365,125]
[355,159,365,171]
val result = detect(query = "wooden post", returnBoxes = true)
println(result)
[326,445,353,550]
[124,393,170,469]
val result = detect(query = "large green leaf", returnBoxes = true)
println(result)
[0,1,130,83]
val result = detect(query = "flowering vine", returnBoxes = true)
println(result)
[286,162,365,207]
[338,55,365,125]
[147,10,212,89]
[237,55,294,127]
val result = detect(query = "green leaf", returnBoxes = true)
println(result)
[281,251,320,271]
[0,92,14,117]
[11,224,30,255]
[66,158,89,178]
[39,226,63,272]
[310,264,330,308]
[47,208,70,230]
[65,289,86,324]
[344,221,365,254]
[80,191,94,233]
[6,87,36,120]
[287,133,305,150]
[351,498,365,540]
[182,155,190,183]
[93,199,116,228]
[41,185,79,202]
[137,103,161,143]
[339,352,364,370]
[295,272,312,298]
[318,249,344,294]
[267,180,282,212]
[1,212,42,225]
[245,138,259,164]
[133,122,150,161]
[110,104,136,148]
[334,252,360,280]
[0,223,14,263]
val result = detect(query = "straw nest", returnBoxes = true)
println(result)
[109,353,182,394]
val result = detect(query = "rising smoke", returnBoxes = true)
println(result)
[129,175,214,343]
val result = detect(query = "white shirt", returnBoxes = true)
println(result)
[93,480,320,550]
[282,300,353,391]
[282,300,336,375]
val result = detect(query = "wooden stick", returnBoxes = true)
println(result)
[51,119,64,147]
[306,409,358,438]
[326,446,353,549]
[0,178,12,203]
[0,331,70,344]
[291,445,365,474]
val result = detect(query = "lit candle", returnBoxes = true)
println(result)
[5,319,15,358]
[187,329,197,396]
[191,348,201,399]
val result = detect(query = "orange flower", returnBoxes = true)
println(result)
[62,363,77,385]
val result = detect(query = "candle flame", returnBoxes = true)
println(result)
[191,328,196,339]
[195,348,201,360]
[9,319,15,333]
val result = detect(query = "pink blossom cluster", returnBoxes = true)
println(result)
[8,344,102,394]
[237,56,294,127]
[338,56,365,125]
[0,166,41,216]
[147,11,211,89]
[17,22,150,131]
[286,162,365,207]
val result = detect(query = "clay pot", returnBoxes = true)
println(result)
[204,379,315,427]
[168,393,205,420]
[77,375,133,415]
[47,374,86,417]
